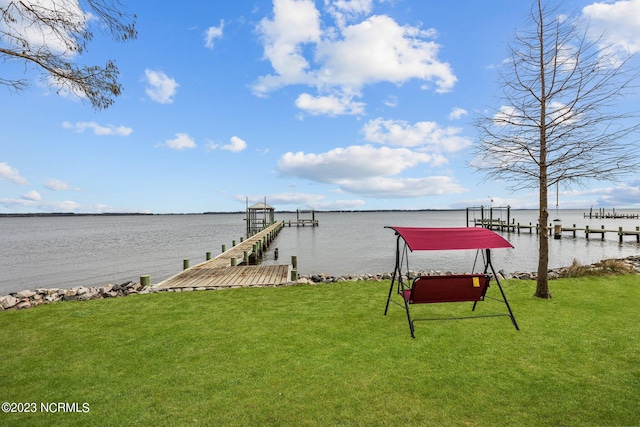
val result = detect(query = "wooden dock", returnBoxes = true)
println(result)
[472,219,640,242]
[584,208,639,219]
[285,209,319,227]
[153,221,294,290]
[472,219,536,233]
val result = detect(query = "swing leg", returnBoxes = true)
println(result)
[485,249,520,330]
[403,297,415,338]
[384,273,396,315]
[384,235,403,315]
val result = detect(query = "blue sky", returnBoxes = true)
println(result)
[1,0,639,213]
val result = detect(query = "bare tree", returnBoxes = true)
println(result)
[473,0,639,298]
[1,0,136,110]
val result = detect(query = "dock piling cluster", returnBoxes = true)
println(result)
[467,207,640,242]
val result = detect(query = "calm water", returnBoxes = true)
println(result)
[1,210,639,294]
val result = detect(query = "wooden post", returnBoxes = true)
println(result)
[291,270,298,281]
[140,275,150,287]
[291,255,298,270]
[619,227,623,243]
[231,257,237,267]
[244,250,249,264]
[233,240,236,247]
[183,259,190,270]
[586,225,590,239]
[206,252,211,260]
[222,244,226,253]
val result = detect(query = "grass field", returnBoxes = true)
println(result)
[1,275,639,426]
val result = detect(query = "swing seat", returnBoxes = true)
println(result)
[403,274,490,304]
[384,226,520,338]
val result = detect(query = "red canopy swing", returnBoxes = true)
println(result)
[384,226,519,338]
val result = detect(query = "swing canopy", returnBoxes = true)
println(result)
[386,226,513,251]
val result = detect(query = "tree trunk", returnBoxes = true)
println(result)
[535,0,551,299]
[535,187,551,298]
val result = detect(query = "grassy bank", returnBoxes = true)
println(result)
[1,276,639,426]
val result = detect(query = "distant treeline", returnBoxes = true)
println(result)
[0,212,154,218]
[0,209,470,218]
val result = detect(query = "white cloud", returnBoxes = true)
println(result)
[0,197,151,213]
[339,176,467,198]
[574,179,640,207]
[254,0,322,93]
[62,121,133,136]
[0,162,28,185]
[0,198,81,212]
[163,133,196,150]
[208,136,248,153]
[278,145,438,183]
[492,105,520,127]
[222,136,247,152]
[144,69,179,104]
[0,0,86,56]
[254,1,456,115]
[384,95,398,108]
[22,190,41,201]
[326,0,374,28]
[493,101,578,129]
[233,192,365,209]
[583,0,640,55]
[45,179,72,191]
[234,191,365,210]
[277,144,468,198]
[362,118,471,153]
[449,107,468,120]
[295,92,365,116]
[315,15,454,91]
[204,20,225,49]
[45,75,87,102]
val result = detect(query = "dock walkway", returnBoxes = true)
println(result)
[154,222,292,290]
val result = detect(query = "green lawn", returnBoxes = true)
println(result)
[1,276,639,426]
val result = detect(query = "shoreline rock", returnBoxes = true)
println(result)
[2,256,639,312]
[0,281,148,311]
